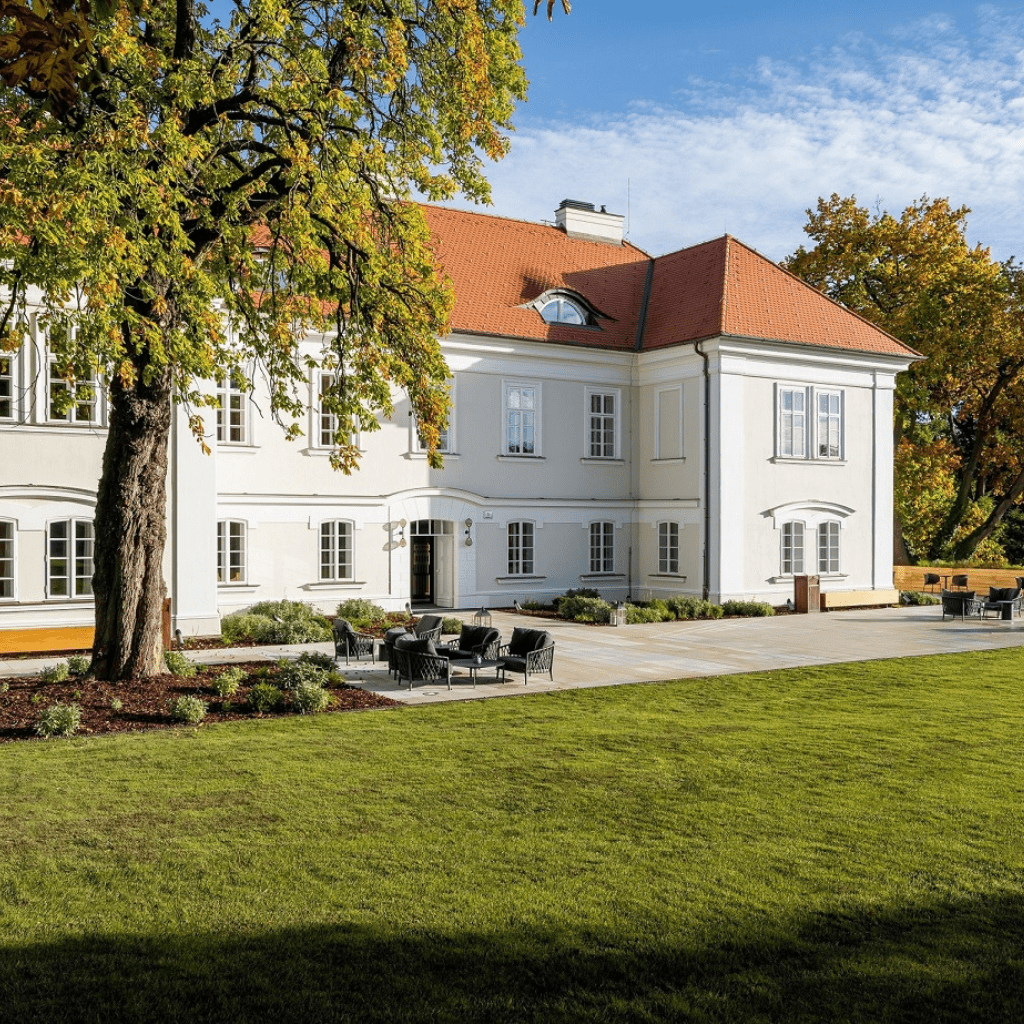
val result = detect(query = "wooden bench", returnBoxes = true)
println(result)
[820,589,900,611]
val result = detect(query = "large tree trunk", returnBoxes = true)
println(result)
[90,363,173,680]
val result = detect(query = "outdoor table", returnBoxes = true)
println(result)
[449,658,502,687]
[997,600,1017,621]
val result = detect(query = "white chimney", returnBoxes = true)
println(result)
[554,199,624,245]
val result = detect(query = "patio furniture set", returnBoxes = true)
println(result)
[332,615,556,690]
[928,574,1024,622]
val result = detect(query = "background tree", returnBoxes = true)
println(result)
[785,194,1024,563]
[0,0,530,679]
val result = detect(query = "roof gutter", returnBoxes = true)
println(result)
[695,339,711,601]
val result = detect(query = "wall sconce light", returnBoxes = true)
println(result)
[398,518,407,548]
[464,517,473,547]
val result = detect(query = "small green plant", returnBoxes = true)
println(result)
[901,591,940,606]
[164,650,198,678]
[30,692,43,705]
[325,671,346,689]
[721,600,775,617]
[212,667,245,697]
[519,600,545,611]
[66,655,91,676]
[248,682,284,713]
[35,702,82,739]
[441,617,463,634]
[292,681,331,715]
[298,651,336,670]
[0,681,9,693]
[109,698,123,712]
[276,659,332,691]
[72,689,82,699]
[169,694,207,725]
[40,662,70,684]
[222,699,233,712]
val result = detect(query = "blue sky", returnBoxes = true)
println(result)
[445,2,1024,261]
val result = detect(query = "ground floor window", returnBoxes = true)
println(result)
[589,521,614,573]
[782,521,804,575]
[508,521,535,575]
[48,519,94,597]
[320,520,353,581]
[0,521,13,598]
[818,521,840,573]
[658,521,678,574]
[217,520,246,583]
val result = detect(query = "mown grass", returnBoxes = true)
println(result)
[1,648,1023,1022]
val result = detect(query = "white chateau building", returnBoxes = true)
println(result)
[0,200,917,640]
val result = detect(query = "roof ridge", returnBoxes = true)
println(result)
[719,236,731,336]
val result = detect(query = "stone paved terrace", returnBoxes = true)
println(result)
[5,605,1023,705]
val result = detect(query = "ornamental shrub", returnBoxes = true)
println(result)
[298,651,336,670]
[164,649,198,678]
[35,702,83,738]
[169,694,207,725]
[666,596,724,620]
[213,667,245,697]
[221,600,333,644]
[559,595,613,623]
[441,617,463,634]
[625,603,666,624]
[40,662,70,684]
[248,682,284,713]
[553,587,601,609]
[292,681,331,715]
[336,599,386,628]
[721,600,775,617]
[901,591,940,606]
[275,659,332,691]
[66,655,91,676]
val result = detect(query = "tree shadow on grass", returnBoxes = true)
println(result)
[1,891,1022,1023]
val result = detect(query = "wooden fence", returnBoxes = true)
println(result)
[894,565,1024,594]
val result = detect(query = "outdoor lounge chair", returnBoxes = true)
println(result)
[498,627,555,685]
[978,586,1023,620]
[413,614,444,643]
[382,625,412,678]
[438,624,501,661]
[923,572,941,592]
[940,590,978,621]
[332,618,376,665]
[392,635,451,690]
[951,574,969,590]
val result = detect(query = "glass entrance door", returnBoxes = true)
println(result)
[410,536,434,603]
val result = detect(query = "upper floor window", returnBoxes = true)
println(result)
[415,378,454,454]
[777,385,844,461]
[540,296,588,325]
[504,382,539,456]
[320,520,353,581]
[658,521,679,575]
[217,520,246,583]
[818,521,840,573]
[587,389,618,459]
[817,391,842,459]
[0,353,14,420]
[508,521,535,575]
[48,360,101,425]
[0,521,14,598]
[778,386,807,459]
[781,521,804,575]
[318,373,338,448]
[589,521,614,573]
[48,519,93,598]
[217,377,248,444]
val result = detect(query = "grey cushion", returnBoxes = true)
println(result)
[509,627,549,656]
[501,656,528,673]
[385,626,410,643]
[458,625,494,651]
[989,587,1020,603]
[333,618,355,635]
[396,636,436,656]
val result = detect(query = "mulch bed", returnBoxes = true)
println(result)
[0,662,401,744]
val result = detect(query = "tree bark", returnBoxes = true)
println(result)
[90,363,173,680]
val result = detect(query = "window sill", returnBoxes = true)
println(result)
[648,573,686,580]
[580,458,625,466]
[300,580,367,590]
[7,422,108,434]
[44,596,94,602]
[651,457,686,464]
[497,455,545,462]
[217,582,257,590]
[300,447,366,458]
[769,573,849,583]
[495,575,547,583]
[217,444,259,454]
[771,456,847,466]
[580,573,626,581]
[405,451,460,461]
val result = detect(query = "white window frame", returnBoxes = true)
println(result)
[777,385,807,459]
[653,384,683,460]
[589,521,615,574]
[315,372,362,451]
[535,291,593,326]
[0,519,15,599]
[503,380,540,457]
[781,521,804,576]
[217,376,248,444]
[217,520,247,584]
[320,520,354,582]
[585,387,619,460]
[0,350,16,421]
[815,389,843,460]
[415,377,455,455]
[47,518,94,599]
[657,521,679,575]
[507,521,535,575]
[818,520,840,574]
[47,357,103,425]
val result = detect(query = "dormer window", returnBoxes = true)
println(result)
[540,296,587,325]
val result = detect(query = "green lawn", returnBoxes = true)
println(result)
[2,649,1023,1022]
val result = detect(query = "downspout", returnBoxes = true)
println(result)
[695,339,711,600]
[631,257,655,604]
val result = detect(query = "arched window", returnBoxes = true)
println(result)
[539,296,588,325]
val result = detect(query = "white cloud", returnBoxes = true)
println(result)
[450,9,1024,262]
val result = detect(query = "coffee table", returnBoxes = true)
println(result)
[449,658,501,687]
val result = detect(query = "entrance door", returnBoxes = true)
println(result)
[411,536,434,603]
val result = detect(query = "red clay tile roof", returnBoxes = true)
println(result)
[424,206,919,360]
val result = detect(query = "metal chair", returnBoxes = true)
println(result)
[413,614,444,644]
[497,627,555,685]
[923,572,941,592]
[940,590,977,621]
[332,618,375,666]
[951,574,969,590]
[393,640,452,690]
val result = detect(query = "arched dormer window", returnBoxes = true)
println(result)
[530,290,599,328]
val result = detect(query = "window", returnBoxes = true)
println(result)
[318,373,338,448]
[818,521,840,573]
[49,361,100,424]
[781,521,804,575]
[217,521,246,583]
[0,521,13,598]
[778,387,806,458]
[48,519,93,598]
[217,377,247,443]
[539,296,588,325]
[320,521,353,581]
[817,390,842,459]
[589,522,614,573]
[587,389,617,458]
[658,521,679,574]
[0,353,13,420]
[508,522,534,575]
[416,379,454,454]
[504,382,538,456]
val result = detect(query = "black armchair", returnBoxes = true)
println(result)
[498,627,555,685]
[923,572,941,592]
[413,614,444,644]
[940,591,978,621]
[383,626,412,678]
[438,624,501,661]
[393,636,451,690]
[978,586,1023,619]
[333,618,376,665]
